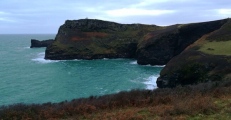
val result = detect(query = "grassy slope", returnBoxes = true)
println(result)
[158,19,231,87]
[199,41,231,55]
[198,19,231,56]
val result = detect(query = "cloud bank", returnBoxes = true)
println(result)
[0,0,230,33]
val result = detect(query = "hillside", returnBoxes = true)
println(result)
[157,19,231,88]
[137,19,228,65]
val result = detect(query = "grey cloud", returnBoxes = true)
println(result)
[0,0,231,33]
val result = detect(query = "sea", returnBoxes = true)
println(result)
[0,34,163,106]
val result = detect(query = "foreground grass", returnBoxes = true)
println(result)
[1,80,231,120]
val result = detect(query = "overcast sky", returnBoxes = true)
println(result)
[0,0,231,34]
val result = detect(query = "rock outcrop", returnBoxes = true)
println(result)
[30,39,54,48]
[45,19,160,60]
[137,19,228,65]
[157,18,231,88]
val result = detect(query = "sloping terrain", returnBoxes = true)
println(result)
[137,19,228,65]
[157,19,231,88]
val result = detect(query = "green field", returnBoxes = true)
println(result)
[199,41,231,55]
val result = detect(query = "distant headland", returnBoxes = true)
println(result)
[39,18,231,88]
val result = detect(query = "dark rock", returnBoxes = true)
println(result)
[30,39,54,48]
[157,51,231,88]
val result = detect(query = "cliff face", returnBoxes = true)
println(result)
[45,19,160,60]
[137,19,228,65]
[45,18,227,63]
[157,19,231,88]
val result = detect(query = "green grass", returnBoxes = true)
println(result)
[199,41,231,55]
[189,97,231,120]
[198,19,231,56]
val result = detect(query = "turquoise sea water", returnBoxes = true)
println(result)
[0,34,163,106]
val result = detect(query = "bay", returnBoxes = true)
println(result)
[0,34,163,106]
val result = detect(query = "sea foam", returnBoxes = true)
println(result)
[129,61,165,67]
[24,47,30,49]
[143,75,158,90]
[130,60,137,65]
[32,52,59,64]
[154,65,166,67]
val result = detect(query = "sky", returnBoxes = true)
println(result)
[0,0,231,34]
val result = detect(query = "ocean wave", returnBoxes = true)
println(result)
[143,75,158,90]
[24,47,30,49]
[144,64,165,67]
[32,52,59,64]
[130,60,137,65]
[32,52,83,63]
[129,61,165,67]
[153,65,165,67]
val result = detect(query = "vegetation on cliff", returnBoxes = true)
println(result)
[45,18,229,68]
[45,19,161,60]
[137,19,228,65]
[157,19,231,88]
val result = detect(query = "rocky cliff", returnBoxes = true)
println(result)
[157,18,231,88]
[45,19,160,60]
[137,19,228,65]
[44,18,231,88]
[30,39,54,48]
[45,18,228,64]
